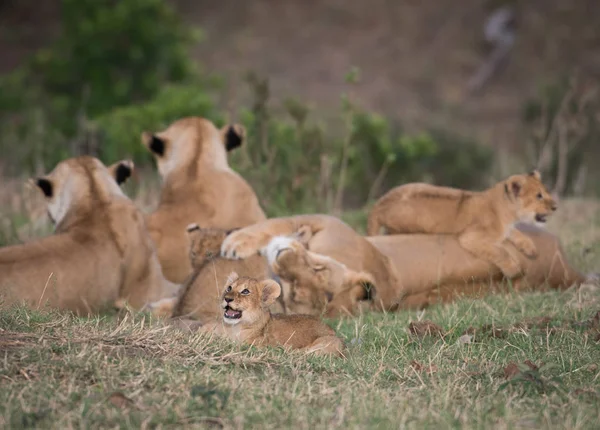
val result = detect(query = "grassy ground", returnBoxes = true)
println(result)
[1,187,600,428]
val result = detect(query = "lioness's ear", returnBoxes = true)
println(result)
[529,170,541,181]
[343,271,376,300]
[294,225,313,245]
[261,279,282,306]
[108,160,134,185]
[186,223,201,234]
[34,178,53,198]
[225,271,239,286]
[141,131,166,156]
[221,124,246,152]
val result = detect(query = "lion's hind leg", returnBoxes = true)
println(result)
[304,335,345,357]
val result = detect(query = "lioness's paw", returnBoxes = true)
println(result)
[518,240,538,259]
[260,236,297,265]
[220,232,261,260]
[499,259,523,279]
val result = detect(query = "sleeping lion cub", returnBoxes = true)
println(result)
[367,170,557,278]
[201,272,345,357]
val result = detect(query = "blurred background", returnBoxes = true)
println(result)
[0,0,598,240]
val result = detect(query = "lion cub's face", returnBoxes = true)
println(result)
[506,170,557,225]
[141,117,246,179]
[33,156,133,227]
[186,224,231,269]
[261,237,375,316]
[220,273,281,326]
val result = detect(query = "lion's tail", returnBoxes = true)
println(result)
[367,209,382,236]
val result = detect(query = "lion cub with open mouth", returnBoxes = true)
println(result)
[201,272,345,357]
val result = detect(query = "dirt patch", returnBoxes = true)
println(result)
[409,360,438,375]
[463,324,508,340]
[0,331,46,352]
[408,321,445,338]
[503,360,540,379]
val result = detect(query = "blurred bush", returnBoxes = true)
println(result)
[95,83,221,163]
[0,0,494,218]
[522,75,599,197]
[0,0,200,172]
[230,72,493,217]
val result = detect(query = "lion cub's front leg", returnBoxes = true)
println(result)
[505,228,538,259]
[458,231,523,279]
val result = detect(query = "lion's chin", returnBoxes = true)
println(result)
[223,305,243,325]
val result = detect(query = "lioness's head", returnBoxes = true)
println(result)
[186,224,240,269]
[220,272,281,326]
[32,156,134,228]
[141,117,246,179]
[504,170,557,225]
[261,236,375,316]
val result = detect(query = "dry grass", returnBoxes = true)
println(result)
[1,174,600,429]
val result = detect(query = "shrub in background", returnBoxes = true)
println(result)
[95,84,221,163]
[522,75,599,196]
[0,0,201,172]
[0,0,494,222]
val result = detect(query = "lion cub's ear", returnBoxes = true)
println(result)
[260,279,282,307]
[221,124,246,152]
[32,177,53,198]
[529,170,541,181]
[509,177,525,197]
[108,160,134,185]
[225,271,240,286]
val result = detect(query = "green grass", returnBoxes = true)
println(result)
[1,199,599,429]
[2,290,600,429]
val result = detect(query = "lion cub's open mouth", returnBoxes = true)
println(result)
[224,306,242,320]
[535,214,548,223]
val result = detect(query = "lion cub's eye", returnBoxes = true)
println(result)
[240,289,250,295]
[536,192,543,200]
[226,286,232,292]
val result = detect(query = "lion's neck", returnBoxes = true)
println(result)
[232,312,272,344]
[158,167,233,206]
[486,181,519,223]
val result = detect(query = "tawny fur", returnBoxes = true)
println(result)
[151,226,280,323]
[221,214,585,316]
[367,171,558,278]
[143,117,266,284]
[201,273,345,357]
[367,223,586,308]
[221,214,404,313]
[262,236,376,318]
[0,156,172,315]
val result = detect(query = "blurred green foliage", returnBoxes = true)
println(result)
[0,0,494,216]
[0,0,199,171]
[228,73,493,216]
[95,83,221,163]
[522,76,599,196]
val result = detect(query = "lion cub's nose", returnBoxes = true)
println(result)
[551,204,558,211]
[225,297,234,303]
